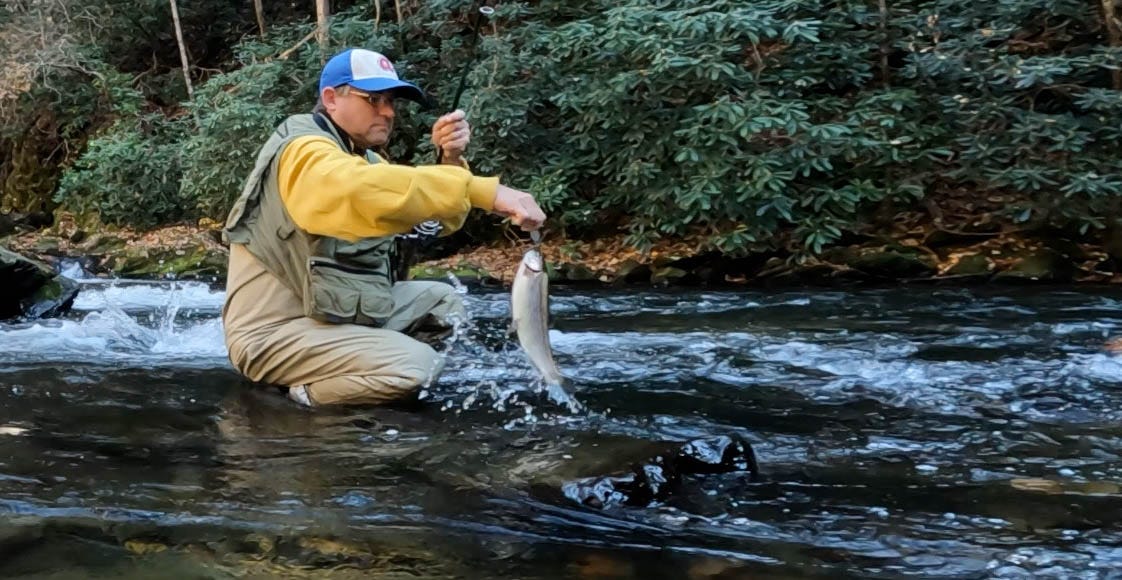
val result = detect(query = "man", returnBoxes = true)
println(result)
[221,48,546,407]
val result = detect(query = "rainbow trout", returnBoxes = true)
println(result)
[510,246,578,410]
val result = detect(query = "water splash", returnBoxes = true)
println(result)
[424,279,587,418]
[58,259,91,281]
[1,280,227,367]
[72,280,224,312]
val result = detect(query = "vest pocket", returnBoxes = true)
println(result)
[306,258,395,326]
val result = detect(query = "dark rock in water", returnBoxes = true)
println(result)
[847,248,936,278]
[0,213,15,237]
[946,253,993,277]
[613,259,651,285]
[0,247,79,320]
[564,473,642,509]
[0,211,52,237]
[650,266,689,285]
[676,436,759,475]
[1106,221,1122,264]
[562,436,759,508]
[923,228,993,249]
[760,262,839,285]
[561,262,598,282]
[0,517,44,558]
[994,248,1073,282]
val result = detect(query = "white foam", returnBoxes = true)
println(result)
[72,281,225,312]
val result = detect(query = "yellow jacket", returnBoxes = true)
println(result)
[276,135,499,241]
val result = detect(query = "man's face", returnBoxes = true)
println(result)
[322,86,396,149]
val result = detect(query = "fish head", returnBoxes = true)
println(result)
[521,248,544,273]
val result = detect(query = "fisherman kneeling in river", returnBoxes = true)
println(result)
[221,48,546,407]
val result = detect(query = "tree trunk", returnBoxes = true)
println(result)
[168,0,193,98]
[373,0,381,31]
[253,0,266,38]
[316,0,330,62]
[394,0,404,50]
[878,0,890,86]
[1103,0,1122,90]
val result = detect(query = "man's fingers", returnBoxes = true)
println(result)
[445,129,470,143]
[432,129,468,149]
[433,128,471,151]
[436,110,466,127]
[436,127,467,142]
[436,123,469,140]
[515,197,546,230]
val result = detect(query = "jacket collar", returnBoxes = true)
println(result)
[313,112,367,156]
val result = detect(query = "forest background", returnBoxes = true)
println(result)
[2,0,1121,284]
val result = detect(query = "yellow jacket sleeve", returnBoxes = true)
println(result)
[276,135,499,241]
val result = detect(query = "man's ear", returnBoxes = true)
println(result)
[321,87,339,111]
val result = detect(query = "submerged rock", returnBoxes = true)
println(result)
[562,436,759,508]
[0,247,78,320]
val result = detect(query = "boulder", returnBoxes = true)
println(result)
[0,247,79,320]
[1106,221,1122,264]
[109,245,226,280]
[945,253,994,277]
[612,259,650,285]
[560,262,598,282]
[650,266,688,285]
[760,260,863,286]
[994,248,1073,282]
[847,248,936,278]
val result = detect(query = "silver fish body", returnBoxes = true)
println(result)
[510,247,569,394]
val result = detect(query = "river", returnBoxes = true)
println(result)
[3,267,1122,578]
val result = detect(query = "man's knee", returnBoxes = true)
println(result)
[398,340,444,386]
[411,282,466,318]
[303,339,444,406]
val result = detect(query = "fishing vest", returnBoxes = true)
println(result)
[223,113,397,327]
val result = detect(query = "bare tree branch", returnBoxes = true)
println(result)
[316,0,330,63]
[278,30,317,60]
[1103,0,1122,90]
[168,0,193,98]
[253,0,266,38]
[879,0,890,86]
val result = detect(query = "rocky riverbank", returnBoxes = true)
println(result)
[4,212,1122,289]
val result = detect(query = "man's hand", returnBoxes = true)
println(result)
[432,109,470,164]
[493,185,546,231]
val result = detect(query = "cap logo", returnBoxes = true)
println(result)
[350,49,399,81]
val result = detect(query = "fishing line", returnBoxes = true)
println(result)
[436,4,495,165]
[407,4,495,248]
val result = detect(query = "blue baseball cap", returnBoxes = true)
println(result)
[318,48,427,104]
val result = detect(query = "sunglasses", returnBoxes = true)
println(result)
[346,88,395,108]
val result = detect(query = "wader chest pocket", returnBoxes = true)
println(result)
[306,259,394,326]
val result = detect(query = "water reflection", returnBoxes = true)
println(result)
[3,282,1122,577]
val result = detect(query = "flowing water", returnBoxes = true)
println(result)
[3,266,1122,578]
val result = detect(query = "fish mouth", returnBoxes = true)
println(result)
[523,249,544,272]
